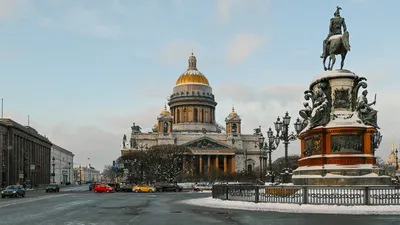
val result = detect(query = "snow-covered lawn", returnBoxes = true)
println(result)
[181,197,400,215]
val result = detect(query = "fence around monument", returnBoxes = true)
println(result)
[212,184,400,205]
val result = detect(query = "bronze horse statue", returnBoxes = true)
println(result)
[322,31,351,71]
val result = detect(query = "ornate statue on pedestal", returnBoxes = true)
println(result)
[321,6,351,71]
[356,90,379,128]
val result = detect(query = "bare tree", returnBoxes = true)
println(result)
[144,145,192,182]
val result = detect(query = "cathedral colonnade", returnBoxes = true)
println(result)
[181,154,235,175]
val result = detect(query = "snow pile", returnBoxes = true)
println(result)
[181,197,400,215]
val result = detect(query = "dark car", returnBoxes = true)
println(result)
[46,184,60,192]
[107,183,121,192]
[1,185,25,198]
[154,183,183,192]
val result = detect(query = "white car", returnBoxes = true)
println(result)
[192,183,212,192]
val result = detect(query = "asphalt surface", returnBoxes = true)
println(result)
[0,188,400,225]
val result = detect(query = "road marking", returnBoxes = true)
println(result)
[0,194,70,208]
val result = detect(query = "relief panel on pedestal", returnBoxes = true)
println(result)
[330,134,363,153]
[333,87,351,109]
[303,135,321,157]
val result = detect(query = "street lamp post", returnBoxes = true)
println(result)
[274,112,297,183]
[396,148,399,173]
[52,157,55,183]
[258,134,265,182]
[79,165,82,185]
[68,162,71,184]
[137,143,148,183]
[265,127,280,183]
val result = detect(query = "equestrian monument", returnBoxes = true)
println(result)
[292,7,390,185]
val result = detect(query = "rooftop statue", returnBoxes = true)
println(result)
[321,6,351,71]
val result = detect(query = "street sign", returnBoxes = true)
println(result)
[30,165,35,170]
[119,163,124,169]
[114,163,119,168]
[19,173,24,179]
[123,169,129,174]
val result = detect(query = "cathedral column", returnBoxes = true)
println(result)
[231,156,235,173]
[223,156,227,173]
[214,156,219,171]
[207,156,211,173]
[191,156,194,176]
[182,157,186,171]
[199,156,203,174]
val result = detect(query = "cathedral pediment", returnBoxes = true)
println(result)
[182,137,230,149]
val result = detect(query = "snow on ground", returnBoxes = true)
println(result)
[181,197,400,215]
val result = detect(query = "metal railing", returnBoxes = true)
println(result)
[212,184,400,205]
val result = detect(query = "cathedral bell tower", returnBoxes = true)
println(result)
[225,106,241,135]
[157,104,173,134]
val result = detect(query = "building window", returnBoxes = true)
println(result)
[248,164,253,173]
[163,122,168,133]
[194,108,198,122]
[232,123,237,133]
[183,108,187,122]
[177,109,180,123]
[201,109,204,123]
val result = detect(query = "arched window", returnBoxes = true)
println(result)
[183,108,187,122]
[201,109,204,123]
[177,110,180,123]
[248,164,253,173]
[194,108,198,122]
[163,122,168,133]
[232,123,237,133]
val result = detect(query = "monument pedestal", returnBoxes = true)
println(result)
[292,69,389,186]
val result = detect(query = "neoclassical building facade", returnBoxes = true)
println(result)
[121,54,263,174]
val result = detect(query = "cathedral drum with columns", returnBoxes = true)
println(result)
[120,53,262,175]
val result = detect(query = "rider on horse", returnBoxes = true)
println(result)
[320,6,347,58]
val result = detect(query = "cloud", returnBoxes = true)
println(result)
[217,0,230,23]
[63,9,121,39]
[160,38,202,65]
[226,34,265,65]
[0,0,19,19]
[0,49,27,60]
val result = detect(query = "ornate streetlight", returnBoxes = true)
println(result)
[52,157,55,183]
[371,130,383,156]
[68,162,71,184]
[274,112,297,183]
[137,143,148,183]
[265,127,280,183]
[258,134,265,181]
[396,148,399,172]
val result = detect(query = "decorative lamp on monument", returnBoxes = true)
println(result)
[291,6,390,186]
[274,113,297,183]
[265,127,280,183]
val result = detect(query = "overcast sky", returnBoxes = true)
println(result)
[1,0,399,170]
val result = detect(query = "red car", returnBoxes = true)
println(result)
[94,184,114,193]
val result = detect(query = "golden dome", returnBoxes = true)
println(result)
[160,104,170,115]
[175,53,210,85]
[229,106,238,117]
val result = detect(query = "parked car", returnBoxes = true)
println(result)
[132,184,155,193]
[46,184,60,193]
[192,183,212,192]
[89,183,100,191]
[120,183,133,192]
[94,184,114,193]
[154,183,183,192]
[107,183,121,192]
[1,185,25,198]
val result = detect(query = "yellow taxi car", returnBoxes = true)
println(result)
[132,184,155,193]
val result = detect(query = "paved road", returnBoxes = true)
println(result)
[0,191,400,225]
